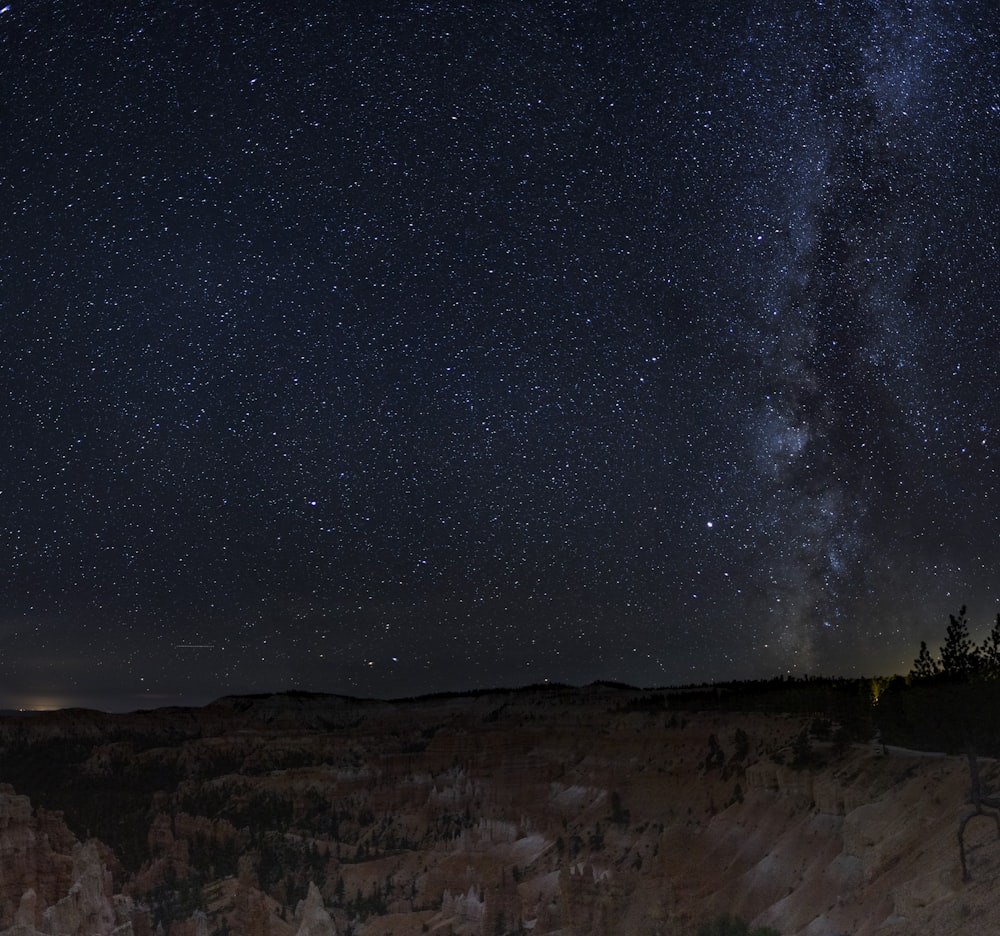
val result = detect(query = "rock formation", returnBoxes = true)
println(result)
[0,788,75,925]
[0,813,133,936]
[0,688,996,934]
[294,883,336,936]
[41,841,118,936]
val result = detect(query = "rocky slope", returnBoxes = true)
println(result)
[0,685,994,935]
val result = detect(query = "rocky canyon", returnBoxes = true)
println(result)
[0,683,995,936]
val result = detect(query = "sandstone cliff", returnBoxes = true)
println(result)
[0,789,134,936]
[0,688,995,935]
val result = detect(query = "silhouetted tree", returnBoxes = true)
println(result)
[907,608,1000,686]
[940,606,978,677]
[980,614,1000,676]
[910,641,940,680]
[704,734,724,770]
[731,727,750,761]
[887,608,1000,751]
[791,726,812,770]
[609,791,630,826]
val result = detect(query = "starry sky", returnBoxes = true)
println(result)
[2,1,999,712]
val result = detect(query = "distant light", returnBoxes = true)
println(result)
[706,521,714,528]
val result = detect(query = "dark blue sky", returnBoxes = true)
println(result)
[2,1,999,710]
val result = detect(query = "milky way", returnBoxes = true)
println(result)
[726,1,999,671]
[1,2,998,710]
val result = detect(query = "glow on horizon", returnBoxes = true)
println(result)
[10,696,72,712]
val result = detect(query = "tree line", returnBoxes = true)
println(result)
[876,606,1000,756]
[909,606,1000,681]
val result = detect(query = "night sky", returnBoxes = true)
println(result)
[2,2,999,712]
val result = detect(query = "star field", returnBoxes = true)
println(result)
[2,1,999,710]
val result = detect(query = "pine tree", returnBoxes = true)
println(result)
[980,614,1000,678]
[910,640,941,680]
[939,606,978,677]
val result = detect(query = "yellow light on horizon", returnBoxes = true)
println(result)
[14,696,71,712]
